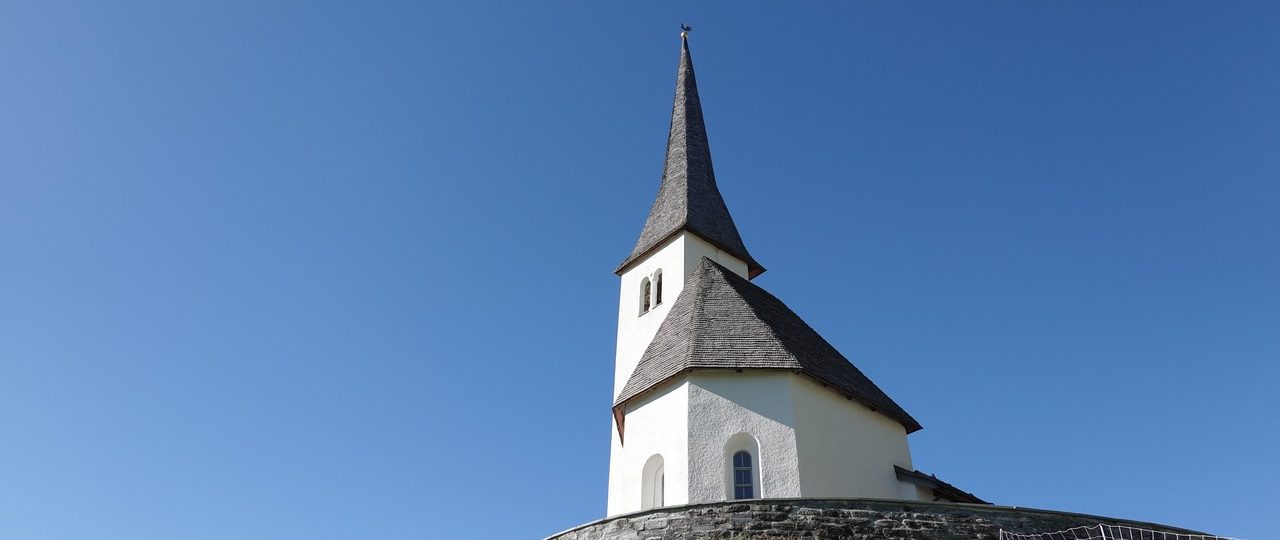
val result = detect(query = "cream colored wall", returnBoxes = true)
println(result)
[682,233,749,280]
[908,484,934,501]
[607,381,689,516]
[790,374,916,499]
[686,371,802,503]
[609,370,921,514]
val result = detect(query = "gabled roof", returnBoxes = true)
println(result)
[614,258,921,434]
[616,35,764,279]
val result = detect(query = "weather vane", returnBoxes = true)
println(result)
[680,23,692,38]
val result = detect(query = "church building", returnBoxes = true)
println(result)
[605,32,984,516]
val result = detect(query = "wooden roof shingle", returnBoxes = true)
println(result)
[616,35,764,278]
[614,258,922,434]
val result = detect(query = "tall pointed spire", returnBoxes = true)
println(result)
[617,33,765,278]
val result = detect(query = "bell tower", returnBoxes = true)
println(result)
[610,31,764,404]
[607,32,762,515]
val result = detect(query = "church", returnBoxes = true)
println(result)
[547,31,1222,540]
[605,30,980,516]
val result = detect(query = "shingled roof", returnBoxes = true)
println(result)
[894,466,990,504]
[616,35,765,279]
[614,258,921,434]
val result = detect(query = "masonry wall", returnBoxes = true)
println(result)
[547,498,1208,540]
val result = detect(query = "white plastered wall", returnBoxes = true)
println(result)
[686,371,802,503]
[617,371,921,510]
[790,374,917,499]
[608,231,748,516]
[607,381,690,516]
[609,231,924,508]
[612,232,749,400]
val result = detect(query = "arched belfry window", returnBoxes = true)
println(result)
[654,270,663,306]
[640,277,652,315]
[732,451,754,500]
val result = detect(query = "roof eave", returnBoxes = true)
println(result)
[614,227,765,278]
[795,370,922,434]
[894,466,990,504]
[615,366,920,434]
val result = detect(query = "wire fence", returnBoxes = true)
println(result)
[998,524,1242,540]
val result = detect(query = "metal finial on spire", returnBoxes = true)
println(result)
[680,23,692,38]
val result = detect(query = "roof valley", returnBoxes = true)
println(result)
[684,275,704,374]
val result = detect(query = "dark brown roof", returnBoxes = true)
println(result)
[614,258,921,434]
[616,35,764,279]
[894,466,990,504]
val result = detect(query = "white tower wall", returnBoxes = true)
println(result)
[611,232,749,401]
[608,231,749,516]
[605,381,689,516]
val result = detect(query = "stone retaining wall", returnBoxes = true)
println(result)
[546,498,1207,540]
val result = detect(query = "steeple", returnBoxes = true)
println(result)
[617,34,765,279]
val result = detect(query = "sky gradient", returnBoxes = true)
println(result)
[2,2,1277,539]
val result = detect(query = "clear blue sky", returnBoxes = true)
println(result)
[2,2,1276,539]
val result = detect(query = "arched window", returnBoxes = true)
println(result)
[652,464,664,508]
[654,270,663,306]
[640,277,651,315]
[641,454,664,510]
[732,451,754,500]
[724,433,761,501]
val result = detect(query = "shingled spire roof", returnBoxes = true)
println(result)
[615,258,921,434]
[616,34,765,278]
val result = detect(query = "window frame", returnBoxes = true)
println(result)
[654,270,663,306]
[639,277,652,315]
[641,453,665,510]
[724,432,762,501]
[732,450,754,500]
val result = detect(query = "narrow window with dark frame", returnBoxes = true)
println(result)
[640,278,651,315]
[733,450,754,499]
[654,270,663,306]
